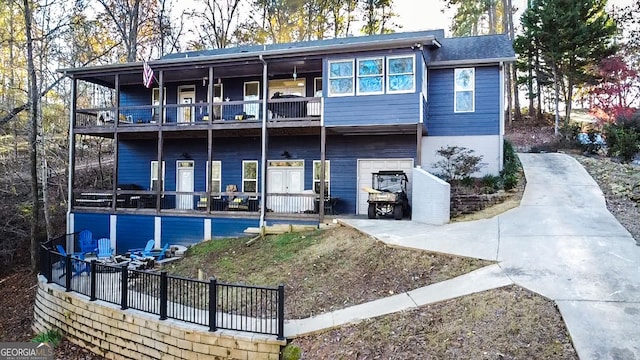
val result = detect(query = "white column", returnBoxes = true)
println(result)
[66,213,74,252]
[154,216,162,248]
[204,219,212,241]
[109,215,117,252]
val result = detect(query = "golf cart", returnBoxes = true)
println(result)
[366,170,410,220]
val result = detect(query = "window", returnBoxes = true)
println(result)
[206,161,222,194]
[313,160,330,195]
[152,88,166,122]
[454,68,475,112]
[387,56,415,93]
[328,60,354,96]
[314,77,323,97]
[242,160,258,193]
[357,57,384,95]
[150,161,165,191]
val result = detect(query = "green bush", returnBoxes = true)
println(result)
[432,146,486,182]
[606,126,640,162]
[32,329,63,346]
[481,174,502,190]
[501,140,521,190]
[282,344,302,360]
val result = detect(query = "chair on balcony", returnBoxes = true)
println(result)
[97,238,114,260]
[269,92,307,119]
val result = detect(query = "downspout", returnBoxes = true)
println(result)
[499,61,505,172]
[259,54,268,230]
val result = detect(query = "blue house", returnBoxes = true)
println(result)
[61,30,515,253]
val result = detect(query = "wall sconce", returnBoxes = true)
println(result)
[292,66,297,80]
[181,152,192,159]
[281,151,291,159]
[202,77,208,87]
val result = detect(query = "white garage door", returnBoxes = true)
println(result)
[357,158,414,215]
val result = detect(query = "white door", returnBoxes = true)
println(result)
[267,162,305,212]
[243,81,260,118]
[176,160,194,210]
[178,86,195,123]
[357,159,414,215]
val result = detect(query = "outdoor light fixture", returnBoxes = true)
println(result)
[292,66,297,80]
[281,151,291,159]
[202,77,208,86]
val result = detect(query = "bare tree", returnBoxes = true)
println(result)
[191,0,242,49]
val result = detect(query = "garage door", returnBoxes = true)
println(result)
[357,159,414,215]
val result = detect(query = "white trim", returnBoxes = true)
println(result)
[428,57,516,68]
[242,160,259,193]
[204,219,211,241]
[320,97,325,126]
[386,54,416,94]
[454,67,475,113]
[419,93,424,124]
[154,217,161,249]
[177,85,196,123]
[205,160,222,193]
[150,161,166,191]
[356,57,385,96]
[67,213,74,253]
[243,81,260,117]
[327,59,355,97]
[313,160,330,195]
[356,158,414,214]
[109,215,117,253]
[152,87,167,122]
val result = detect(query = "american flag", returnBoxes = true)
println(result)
[143,61,155,88]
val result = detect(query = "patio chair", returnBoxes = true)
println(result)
[96,238,114,260]
[78,230,97,256]
[55,245,89,278]
[129,239,155,257]
[131,240,169,260]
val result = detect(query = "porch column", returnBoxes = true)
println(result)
[112,74,120,212]
[207,66,214,213]
[156,70,164,213]
[319,126,326,222]
[67,77,77,239]
[416,123,422,167]
[259,57,268,228]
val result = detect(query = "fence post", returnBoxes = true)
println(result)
[90,260,97,301]
[277,284,285,340]
[159,271,167,320]
[120,266,128,310]
[209,277,217,332]
[65,254,72,292]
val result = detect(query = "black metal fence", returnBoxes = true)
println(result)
[39,244,285,338]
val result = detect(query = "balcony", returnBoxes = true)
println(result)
[74,97,322,132]
[72,190,333,218]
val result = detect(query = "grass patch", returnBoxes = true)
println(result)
[167,226,492,319]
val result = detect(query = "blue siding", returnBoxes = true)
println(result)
[324,93,420,126]
[427,66,500,136]
[212,218,259,238]
[161,216,204,246]
[116,214,155,254]
[73,212,110,239]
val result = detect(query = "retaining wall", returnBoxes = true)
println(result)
[33,276,285,360]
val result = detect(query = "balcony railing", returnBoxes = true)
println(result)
[72,190,335,216]
[74,97,322,129]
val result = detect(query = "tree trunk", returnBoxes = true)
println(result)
[501,0,512,124]
[506,0,521,121]
[552,64,560,136]
[565,76,574,128]
[23,0,41,271]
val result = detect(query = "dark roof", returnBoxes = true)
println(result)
[162,29,446,60]
[430,34,515,64]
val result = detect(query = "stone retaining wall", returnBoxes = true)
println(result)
[33,277,285,360]
[450,191,509,217]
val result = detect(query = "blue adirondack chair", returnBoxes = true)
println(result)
[131,240,169,260]
[55,245,89,278]
[96,238,114,260]
[78,230,97,256]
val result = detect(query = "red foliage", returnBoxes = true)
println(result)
[587,56,639,123]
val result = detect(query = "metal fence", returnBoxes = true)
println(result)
[39,244,284,338]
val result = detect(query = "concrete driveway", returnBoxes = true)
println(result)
[342,153,640,360]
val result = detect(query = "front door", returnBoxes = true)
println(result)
[176,160,194,210]
[243,81,260,118]
[177,86,195,123]
[267,161,305,213]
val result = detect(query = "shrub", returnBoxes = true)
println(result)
[501,140,521,190]
[432,146,486,182]
[607,127,640,162]
[282,344,302,360]
[32,328,63,346]
[481,174,502,190]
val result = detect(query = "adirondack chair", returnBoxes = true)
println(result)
[78,230,97,256]
[131,240,169,260]
[96,238,114,260]
[55,245,89,278]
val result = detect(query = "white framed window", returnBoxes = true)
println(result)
[242,160,258,193]
[313,160,330,195]
[357,57,384,95]
[454,68,475,113]
[243,81,260,118]
[206,161,222,194]
[150,161,165,191]
[387,55,415,94]
[152,88,166,122]
[328,59,354,96]
[314,77,323,97]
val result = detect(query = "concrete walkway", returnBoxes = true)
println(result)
[291,153,639,360]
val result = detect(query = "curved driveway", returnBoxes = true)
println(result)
[342,153,640,360]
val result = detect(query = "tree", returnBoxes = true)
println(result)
[190,0,243,49]
[442,0,504,36]
[360,0,399,35]
[587,56,639,122]
[517,0,617,134]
